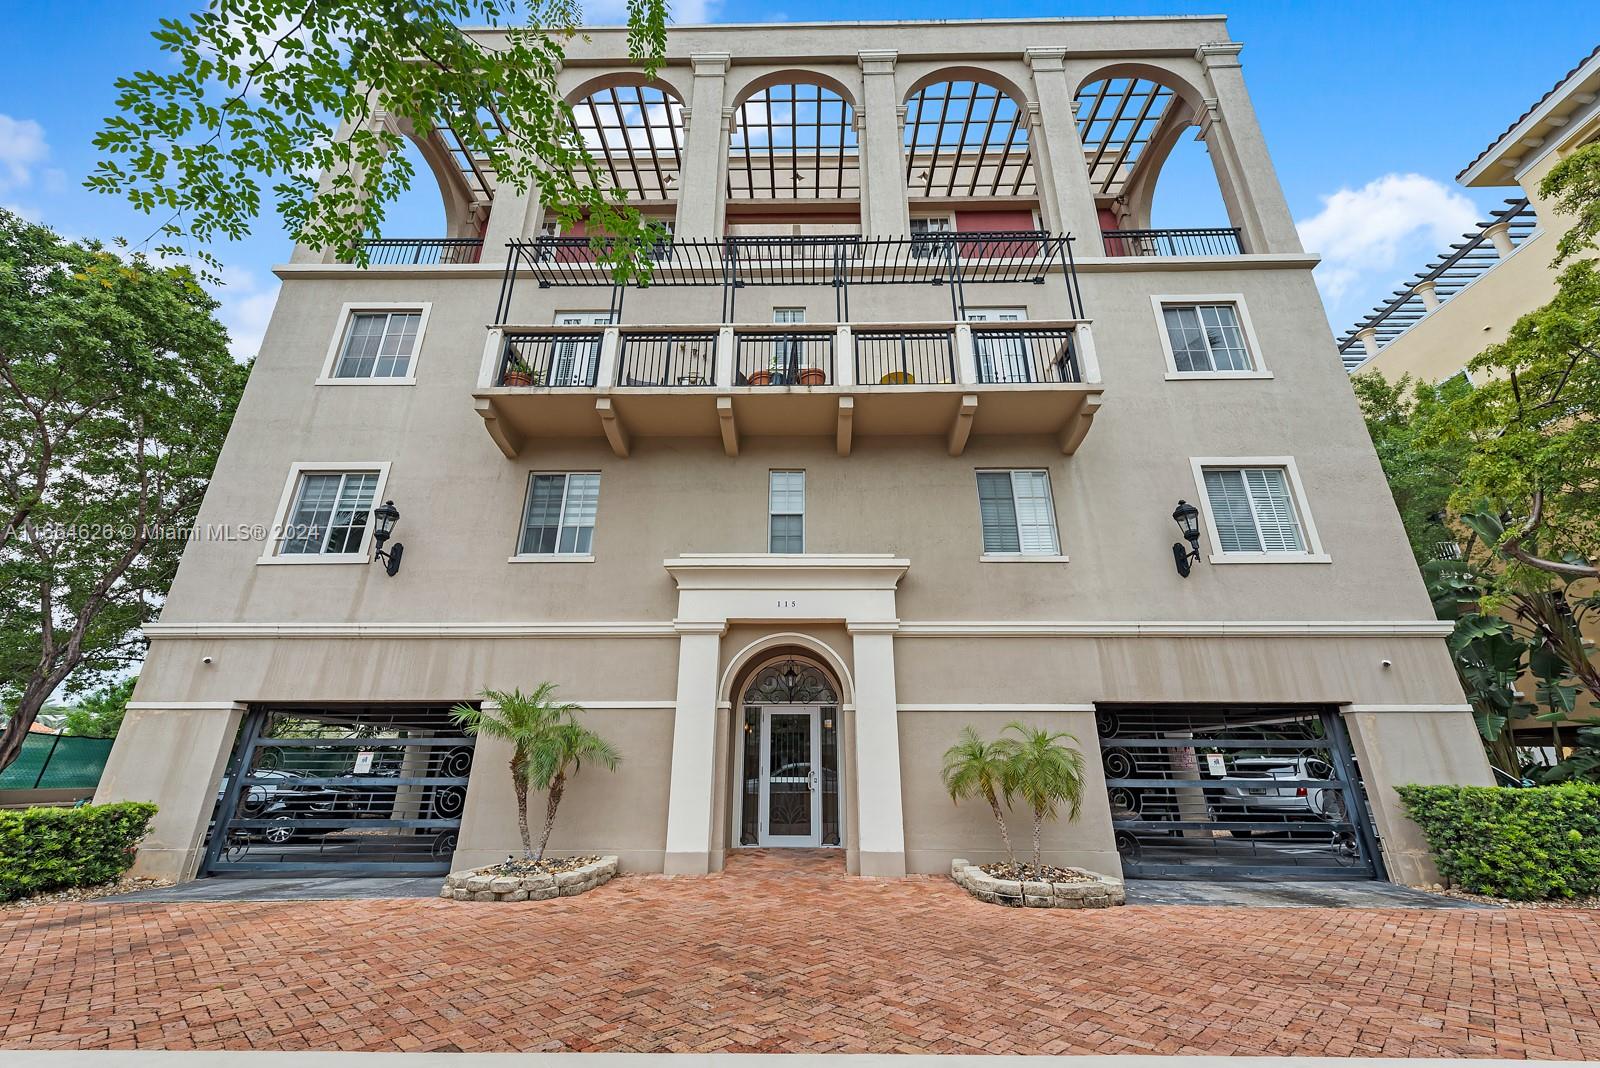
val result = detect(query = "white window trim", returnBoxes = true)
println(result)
[317,302,432,386]
[512,471,602,560]
[1151,294,1272,380]
[767,470,806,554]
[1188,456,1330,564]
[975,467,1064,559]
[259,461,392,565]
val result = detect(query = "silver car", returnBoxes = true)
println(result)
[1215,757,1346,822]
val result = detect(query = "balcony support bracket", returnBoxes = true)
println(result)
[947,394,979,456]
[597,397,631,458]
[474,397,524,459]
[836,396,855,457]
[717,396,739,457]
[1058,394,1101,455]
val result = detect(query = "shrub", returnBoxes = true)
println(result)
[0,802,158,902]
[1397,783,1600,900]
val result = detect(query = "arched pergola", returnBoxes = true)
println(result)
[567,78,687,203]
[727,74,860,201]
[902,73,1035,199]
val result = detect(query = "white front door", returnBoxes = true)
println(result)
[758,705,822,846]
[966,307,1030,383]
[551,311,611,385]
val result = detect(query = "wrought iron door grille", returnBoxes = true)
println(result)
[203,705,476,878]
[1096,705,1380,880]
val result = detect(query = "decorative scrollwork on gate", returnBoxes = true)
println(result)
[743,659,838,704]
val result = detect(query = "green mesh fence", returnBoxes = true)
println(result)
[0,733,114,790]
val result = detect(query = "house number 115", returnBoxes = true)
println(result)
[776,599,797,609]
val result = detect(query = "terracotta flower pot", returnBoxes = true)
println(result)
[748,370,773,386]
[502,369,535,387]
[798,367,827,386]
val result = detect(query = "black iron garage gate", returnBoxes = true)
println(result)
[202,705,475,877]
[1096,705,1382,880]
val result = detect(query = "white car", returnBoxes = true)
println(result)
[1215,757,1346,823]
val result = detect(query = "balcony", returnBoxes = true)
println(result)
[1100,228,1242,257]
[356,238,485,265]
[473,320,1102,460]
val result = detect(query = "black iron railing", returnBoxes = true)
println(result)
[360,238,484,265]
[734,331,835,386]
[616,332,719,387]
[1101,228,1242,257]
[854,329,957,385]
[498,331,604,387]
[971,327,1080,383]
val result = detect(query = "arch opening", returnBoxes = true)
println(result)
[569,80,686,205]
[728,648,846,850]
[726,79,860,235]
[1074,70,1241,254]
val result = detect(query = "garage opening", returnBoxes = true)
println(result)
[201,704,475,878]
[1096,705,1381,880]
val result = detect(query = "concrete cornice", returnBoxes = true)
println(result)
[664,554,910,591]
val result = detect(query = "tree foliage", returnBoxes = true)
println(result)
[0,210,247,771]
[60,677,138,739]
[1351,372,1474,562]
[89,0,671,275]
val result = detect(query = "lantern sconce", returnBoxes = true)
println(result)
[1172,500,1202,578]
[372,500,404,577]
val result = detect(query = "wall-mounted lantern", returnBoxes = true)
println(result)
[1172,499,1201,578]
[372,500,404,577]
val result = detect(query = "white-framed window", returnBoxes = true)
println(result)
[911,215,955,258]
[516,473,601,558]
[966,307,1032,384]
[768,470,805,553]
[1151,295,1269,379]
[318,304,431,385]
[1190,457,1329,563]
[976,469,1062,558]
[261,462,391,564]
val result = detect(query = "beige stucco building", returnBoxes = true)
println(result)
[97,16,1489,889]
[1343,45,1600,379]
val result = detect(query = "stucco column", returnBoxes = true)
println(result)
[1355,326,1380,361]
[1341,707,1493,887]
[1193,43,1302,254]
[662,622,726,873]
[858,50,909,238]
[93,702,247,882]
[1413,278,1441,312]
[481,174,542,261]
[849,622,906,876]
[1025,48,1103,243]
[676,54,731,239]
[1483,220,1516,256]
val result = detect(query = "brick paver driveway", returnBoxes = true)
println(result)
[3,850,1598,1056]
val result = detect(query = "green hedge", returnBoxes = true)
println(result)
[0,802,158,902]
[1397,783,1600,901]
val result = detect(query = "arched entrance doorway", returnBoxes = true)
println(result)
[734,656,843,848]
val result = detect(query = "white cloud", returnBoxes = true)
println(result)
[213,266,279,363]
[0,114,48,193]
[1296,173,1478,314]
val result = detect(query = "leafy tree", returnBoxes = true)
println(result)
[61,677,138,739]
[451,684,620,861]
[90,0,670,276]
[0,211,247,772]
[995,723,1086,875]
[1351,372,1474,562]
[940,726,1018,866]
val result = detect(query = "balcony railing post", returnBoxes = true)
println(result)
[954,323,978,385]
[1075,324,1100,383]
[834,326,855,387]
[715,327,735,387]
[479,328,505,389]
[597,327,622,388]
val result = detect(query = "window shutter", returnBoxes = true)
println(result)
[1010,470,1058,554]
[1244,468,1303,552]
[1203,469,1262,553]
[976,472,1021,553]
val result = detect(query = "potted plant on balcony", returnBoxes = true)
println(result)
[798,366,827,386]
[502,360,542,387]
[441,684,622,902]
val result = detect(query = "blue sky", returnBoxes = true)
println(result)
[2,1,1597,359]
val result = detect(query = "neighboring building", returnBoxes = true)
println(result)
[96,16,1488,889]
[1341,45,1600,378]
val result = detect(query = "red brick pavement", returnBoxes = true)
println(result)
[3,850,1599,1056]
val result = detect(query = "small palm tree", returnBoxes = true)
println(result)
[997,723,1087,875]
[451,684,621,862]
[940,726,1018,866]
